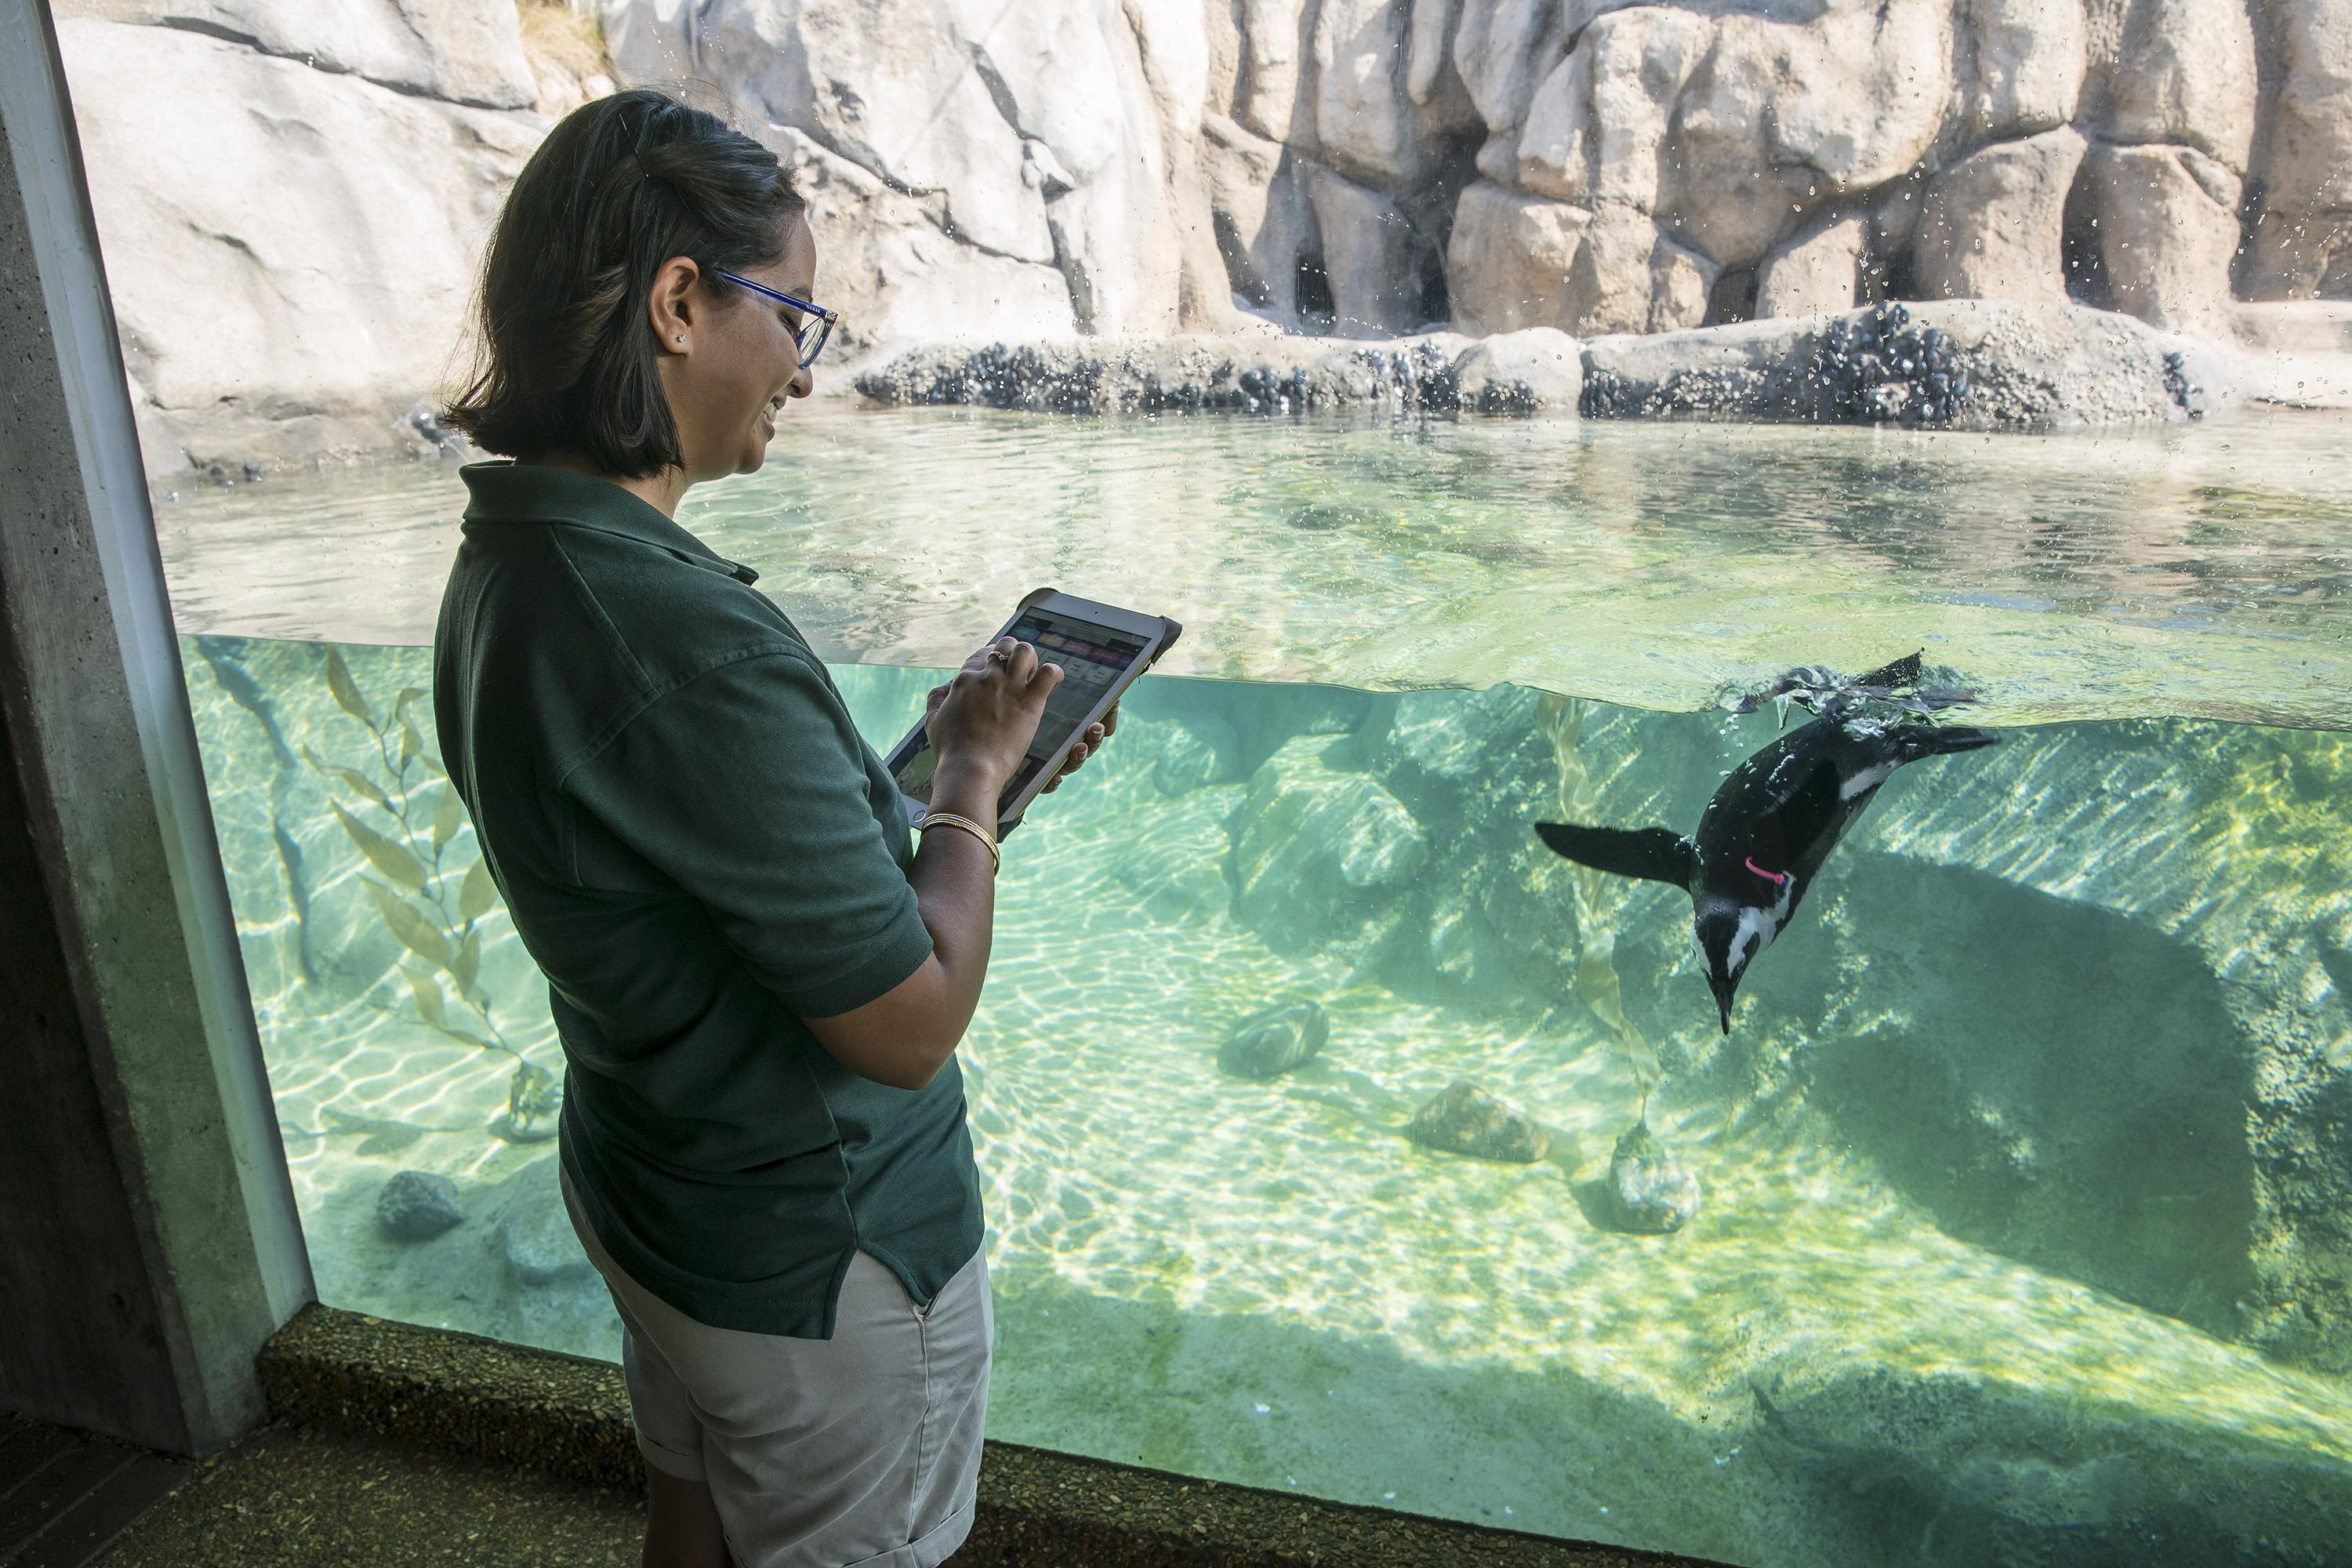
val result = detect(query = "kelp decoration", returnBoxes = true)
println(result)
[311,647,561,1143]
[1535,693,1661,1094]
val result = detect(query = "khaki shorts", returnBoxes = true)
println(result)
[562,1171,992,1568]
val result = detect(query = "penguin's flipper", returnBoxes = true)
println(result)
[1534,823,1697,888]
[1894,724,1998,760]
[1853,650,1925,691]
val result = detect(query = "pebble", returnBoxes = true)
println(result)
[375,1169,466,1243]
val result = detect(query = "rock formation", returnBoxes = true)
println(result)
[50,0,2352,469]
[56,2,612,476]
[594,0,2347,339]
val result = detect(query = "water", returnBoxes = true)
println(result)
[169,410,2352,1568]
[159,404,2352,728]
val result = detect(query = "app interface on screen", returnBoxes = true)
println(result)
[893,612,1145,811]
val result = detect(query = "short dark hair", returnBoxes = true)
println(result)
[444,89,805,477]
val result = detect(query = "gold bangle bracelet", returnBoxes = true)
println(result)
[917,811,1000,874]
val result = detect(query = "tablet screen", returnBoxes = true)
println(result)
[891,607,1149,811]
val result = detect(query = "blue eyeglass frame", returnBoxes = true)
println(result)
[713,267,840,369]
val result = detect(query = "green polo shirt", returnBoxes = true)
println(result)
[433,461,981,1338]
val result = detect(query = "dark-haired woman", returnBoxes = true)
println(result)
[434,89,1105,1568]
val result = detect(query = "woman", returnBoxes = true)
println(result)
[433,89,1105,1568]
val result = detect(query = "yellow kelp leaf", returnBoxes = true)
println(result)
[459,859,499,924]
[433,1022,499,1054]
[301,742,395,814]
[334,803,426,891]
[364,879,452,967]
[432,784,464,848]
[405,968,448,1030]
[449,927,482,1000]
[324,647,376,728]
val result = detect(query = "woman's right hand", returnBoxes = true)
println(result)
[924,636,1062,800]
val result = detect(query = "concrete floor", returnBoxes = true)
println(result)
[89,1420,644,1568]
[9,1298,1720,1568]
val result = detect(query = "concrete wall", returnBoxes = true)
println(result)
[0,0,310,1456]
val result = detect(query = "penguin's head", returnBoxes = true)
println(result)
[1693,897,1756,1035]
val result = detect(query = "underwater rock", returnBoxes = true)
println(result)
[375,1169,466,1242]
[496,1203,595,1290]
[1606,1121,1702,1234]
[1218,999,1330,1080]
[1232,735,1427,969]
[1154,720,1236,795]
[1405,1080,1552,1163]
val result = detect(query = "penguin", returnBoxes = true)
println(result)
[1535,702,1997,1034]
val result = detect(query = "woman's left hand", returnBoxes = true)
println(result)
[1040,701,1118,793]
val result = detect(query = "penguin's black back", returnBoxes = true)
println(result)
[1696,717,1990,895]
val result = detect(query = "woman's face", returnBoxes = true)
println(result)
[663,214,818,483]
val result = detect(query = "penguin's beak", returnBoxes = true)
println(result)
[1708,972,1737,1036]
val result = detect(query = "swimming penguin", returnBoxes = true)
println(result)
[1534,695,1996,1033]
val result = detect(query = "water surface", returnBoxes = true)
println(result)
[157,405,2352,728]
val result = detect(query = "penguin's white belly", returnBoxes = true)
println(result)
[1839,760,1894,800]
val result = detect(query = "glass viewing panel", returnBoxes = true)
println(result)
[176,401,2352,1563]
[60,0,2352,1558]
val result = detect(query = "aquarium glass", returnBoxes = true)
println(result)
[172,408,2352,1568]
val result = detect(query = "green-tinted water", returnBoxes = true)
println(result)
[183,628,2352,1568]
[160,405,2352,728]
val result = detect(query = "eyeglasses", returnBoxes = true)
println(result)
[713,268,840,369]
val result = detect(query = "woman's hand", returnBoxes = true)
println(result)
[1039,700,1117,793]
[924,637,1062,800]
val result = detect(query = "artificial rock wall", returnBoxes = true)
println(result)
[53,0,2352,470]
[600,0,2352,349]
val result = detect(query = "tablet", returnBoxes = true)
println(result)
[883,589,1181,834]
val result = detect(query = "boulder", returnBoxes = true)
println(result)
[1450,326,1583,414]
[606,0,1195,335]
[63,0,540,109]
[1404,1080,1552,1163]
[375,1169,466,1242]
[1605,1121,1701,1233]
[2243,0,2352,300]
[1581,299,2218,428]
[1200,114,1318,321]
[1911,125,2086,303]
[1954,0,2088,140]
[1232,734,1427,971]
[1671,1,1952,264]
[1451,0,1569,172]
[1307,165,1425,333]
[2088,0,2259,172]
[60,19,543,470]
[1152,717,1240,795]
[1312,0,1424,187]
[1446,182,1591,334]
[497,1196,596,1290]
[2080,143,2246,333]
[1218,998,1331,1080]
[1232,0,1310,142]
[778,129,1074,358]
[855,332,1476,415]
[1755,215,1869,319]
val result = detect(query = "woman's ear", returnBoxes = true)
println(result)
[648,256,701,356]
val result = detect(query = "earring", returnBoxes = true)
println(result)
[675,335,684,343]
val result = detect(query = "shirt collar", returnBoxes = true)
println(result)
[459,461,760,585]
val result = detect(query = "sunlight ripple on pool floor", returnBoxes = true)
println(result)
[180,632,2352,1568]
